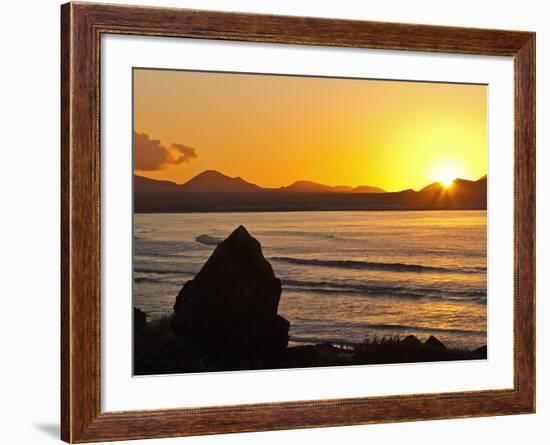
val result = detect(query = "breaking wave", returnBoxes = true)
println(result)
[272,256,485,274]
[282,278,486,303]
[195,234,223,246]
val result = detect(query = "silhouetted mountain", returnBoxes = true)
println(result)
[134,171,486,212]
[420,181,446,193]
[353,185,386,193]
[279,180,351,193]
[134,175,181,193]
[180,170,263,192]
[334,186,355,192]
[420,178,483,193]
[135,171,386,194]
[414,178,487,209]
[278,180,384,193]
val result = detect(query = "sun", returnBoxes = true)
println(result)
[439,174,455,187]
[430,162,463,187]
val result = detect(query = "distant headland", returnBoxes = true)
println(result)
[134,170,487,213]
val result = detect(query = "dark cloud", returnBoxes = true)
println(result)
[134,132,198,171]
[171,143,198,162]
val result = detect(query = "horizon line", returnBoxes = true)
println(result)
[134,169,488,193]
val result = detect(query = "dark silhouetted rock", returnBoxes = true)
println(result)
[171,225,290,360]
[134,307,147,336]
[474,345,487,358]
[424,335,446,349]
[401,335,421,347]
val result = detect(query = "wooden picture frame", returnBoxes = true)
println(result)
[61,2,535,442]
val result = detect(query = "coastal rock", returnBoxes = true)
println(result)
[474,345,487,358]
[171,225,290,359]
[134,307,147,336]
[401,335,422,347]
[424,335,446,349]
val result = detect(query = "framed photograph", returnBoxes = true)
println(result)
[61,2,535,442]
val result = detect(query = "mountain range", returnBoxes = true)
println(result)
[135,170,385,194]
[134,170,487,213]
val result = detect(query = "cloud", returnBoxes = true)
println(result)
[134,132,198,171]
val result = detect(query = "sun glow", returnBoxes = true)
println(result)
[440,176,455,187]
[134,69,487,191]
[430,162,465,187]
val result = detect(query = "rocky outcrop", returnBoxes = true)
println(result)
[474,345,487,357]
[401,335,422,347]
[135,310,488,374]
[171,225,290,360]
[134,307,147,336]
[424,335,446,349]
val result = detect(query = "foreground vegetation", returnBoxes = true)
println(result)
[134,315,487,375]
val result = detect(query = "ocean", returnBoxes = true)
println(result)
[134,210,487,350]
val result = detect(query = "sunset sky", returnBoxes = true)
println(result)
[133,68,487,192]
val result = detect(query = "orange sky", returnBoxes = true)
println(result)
[133,68,487,192]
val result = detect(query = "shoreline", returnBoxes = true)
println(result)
[135,312,485,351]
[134,314,487,376]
